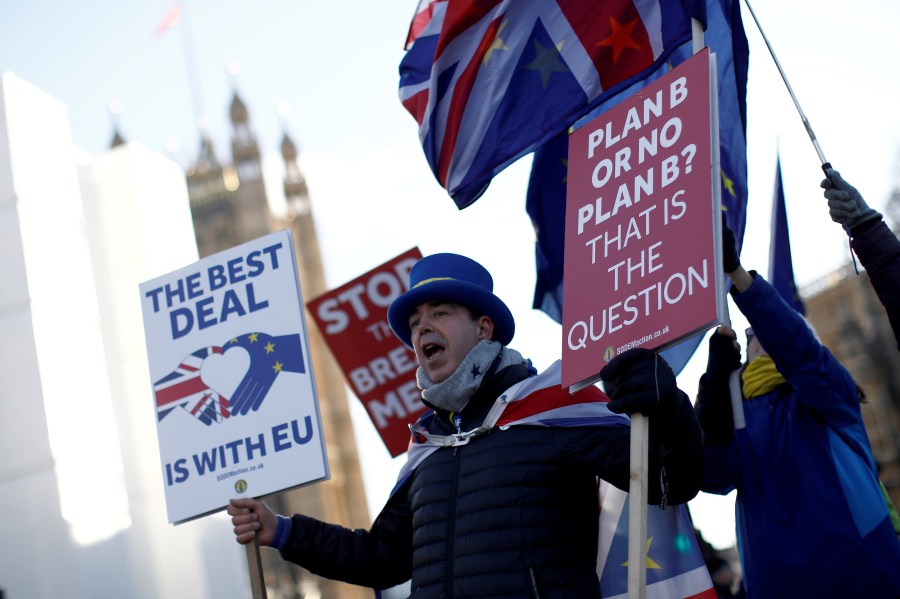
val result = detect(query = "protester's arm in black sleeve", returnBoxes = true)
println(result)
[821,169,900,348]
[279,486,413,589]
[850,219,900,350]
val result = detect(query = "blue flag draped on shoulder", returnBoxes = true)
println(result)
[768,155,805,314]
[525,0,749,373]
[399,0,705,208]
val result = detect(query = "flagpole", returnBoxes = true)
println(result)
[708,29,745,430]
[627,410,649,599]
[724,309,745,429]
[740,0,831,172]
[176,0,209,137]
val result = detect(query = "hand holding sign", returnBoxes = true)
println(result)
[600,348,677,417]
[721,216,741,273]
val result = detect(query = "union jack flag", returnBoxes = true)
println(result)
[152,332,306,427]
[399,0,699,207]
[153,346,231,425]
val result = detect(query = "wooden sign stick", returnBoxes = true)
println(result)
[246,538,268,599]
[627,412,649,599]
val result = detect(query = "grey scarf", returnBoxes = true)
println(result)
[417,340,526,413]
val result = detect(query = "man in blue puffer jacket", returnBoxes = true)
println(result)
[228,252,704,598]
[695,225,900,598]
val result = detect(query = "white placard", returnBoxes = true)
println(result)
[139,230,328,524]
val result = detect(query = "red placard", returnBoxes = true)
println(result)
[562,49,721,391]
[307,248,424,456]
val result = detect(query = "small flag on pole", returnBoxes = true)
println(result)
[768,155,805,314]
[155,2,182,38]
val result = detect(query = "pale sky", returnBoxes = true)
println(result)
[2,0,899,550]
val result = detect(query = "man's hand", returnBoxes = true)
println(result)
[695,327,741,444]
[706,326,742,380]
[600,348,677,416]
[227,498,278,545]
[821,168,881,231]
[721,216,741,274]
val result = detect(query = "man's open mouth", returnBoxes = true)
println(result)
[423,343,444,359]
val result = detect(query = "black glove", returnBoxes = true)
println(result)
[821,168,882,234]
[602,348,704,506]
[705,328,742,381]
[694,329,740,444]
[600,348,677,417]
[721,216,740,273]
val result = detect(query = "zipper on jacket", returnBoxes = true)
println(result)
[444,420,463,597]
[529,567,541,598]
[658,443,669,510]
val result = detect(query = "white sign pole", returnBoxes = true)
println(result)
[626,413,649,598]
[626,18,708,599]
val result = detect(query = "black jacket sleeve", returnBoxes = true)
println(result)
[278,485,413,589]
[649,387,704,506]
[851,219,900,350]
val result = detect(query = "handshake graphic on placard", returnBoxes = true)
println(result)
[153,332,305,426]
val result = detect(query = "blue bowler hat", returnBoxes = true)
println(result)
[388,253,515,349]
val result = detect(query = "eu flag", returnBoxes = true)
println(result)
[768,155,805,314]
[227,332,306,416]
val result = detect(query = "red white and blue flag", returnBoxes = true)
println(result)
[153,346,227,424]
[152,332,305,426]
[597,480,717,598]
[399,0,699,207]
[395,361,716,598]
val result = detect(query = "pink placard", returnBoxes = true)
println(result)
[562,49,719,390]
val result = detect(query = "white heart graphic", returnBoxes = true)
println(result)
[201,346,251,400]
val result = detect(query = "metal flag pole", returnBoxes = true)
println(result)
[741,0,831,172]
[743,0,864,263]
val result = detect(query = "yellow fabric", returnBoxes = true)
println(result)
[741,356,786,399]
[880,479,900,536]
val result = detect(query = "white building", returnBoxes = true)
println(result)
[0,72,248,598]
